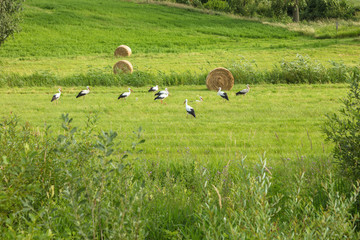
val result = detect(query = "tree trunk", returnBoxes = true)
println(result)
[293,0,300,22]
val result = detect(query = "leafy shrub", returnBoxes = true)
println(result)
[270,0,291,19]
[156,0,356,20]
[0,56,358,87]
[1,114,360,238]
[227,0,258,16]
[0,113,148,238]
[194,158,360,238]
[0,0,25,46]
[190,0,204,8]
[175,0,191,4]
[203,0,229,11]
[324,68,360,182]
[0,115,57,220]
[277,54,327,84]
[303,0,356,20]
[229,55,357,84]
[229,57,264,84]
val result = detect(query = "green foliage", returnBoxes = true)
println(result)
[1,114,359,238]
[163,0,357,20]
[303,0,356,20]
[0,113,147,238]
[227,0,259,16]
[0,56,358,87]
[325,68,360,182]
[228,57,263,84]
[231,55,358,84]
[203,0,229,11]
[175,0,191,4]
[276,54,332,84]
[190,0,204,8]
[270,0,292,18]
[0,0,24,46]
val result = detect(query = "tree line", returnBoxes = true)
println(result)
[179,0,357,22]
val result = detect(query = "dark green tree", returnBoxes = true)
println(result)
[0,0,24,46]
[303,0,355,20]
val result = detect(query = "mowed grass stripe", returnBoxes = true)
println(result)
[1,0,360,76]
[0,84,346,165]
[1,0,298,58]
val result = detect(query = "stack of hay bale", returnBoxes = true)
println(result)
[113,45,133,74]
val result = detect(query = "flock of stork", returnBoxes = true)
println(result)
[51,84,251,118]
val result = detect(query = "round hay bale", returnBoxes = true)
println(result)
[206,67,234,91]
[114,45,132,57]
[113,60,133,74]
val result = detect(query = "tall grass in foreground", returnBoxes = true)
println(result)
[1,55,359,87]
[1,114,359,239]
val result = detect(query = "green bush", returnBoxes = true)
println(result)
[324,68,360,182]
[229,55,358,85]
[156,0,356,20]
[227,0,258,16]
[204,0,229,11]
[276,54,327,84]
[175,0,191,4]
[229,57,264,84]
[0,0,25,46]
[303,0,356,20]
[1,114,360,238]
[0,56,357,87]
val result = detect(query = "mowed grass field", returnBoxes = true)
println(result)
[0,84,347,166]
[2,1,360,237]
[0,0,357,167]
[0,0,359,77]
[0,0,356,166]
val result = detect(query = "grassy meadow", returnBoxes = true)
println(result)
[0,84,347,165]
[0,0,360,77]
[1,0,360,238]
[2,84,359,239]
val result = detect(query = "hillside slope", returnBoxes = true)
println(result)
[0,0,359,76]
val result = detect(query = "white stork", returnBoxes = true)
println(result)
[184,99,196,118]
[195,96,204,102]
[236,84,250,96]
[76,86,90,98]
[118,88,133,100]
[148,85,158,92]
[155,88,169,96]
[51,88,62,104]
[154,92,168,104]
[217,87,229,101]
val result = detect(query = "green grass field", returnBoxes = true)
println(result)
[0,84,347,165]
[349,0,360,7]
[0,0,359,77]
[1,0,360,238]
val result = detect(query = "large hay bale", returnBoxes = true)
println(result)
[113,60,133,74]
[114,45,132,57]
[206,67,234,91]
